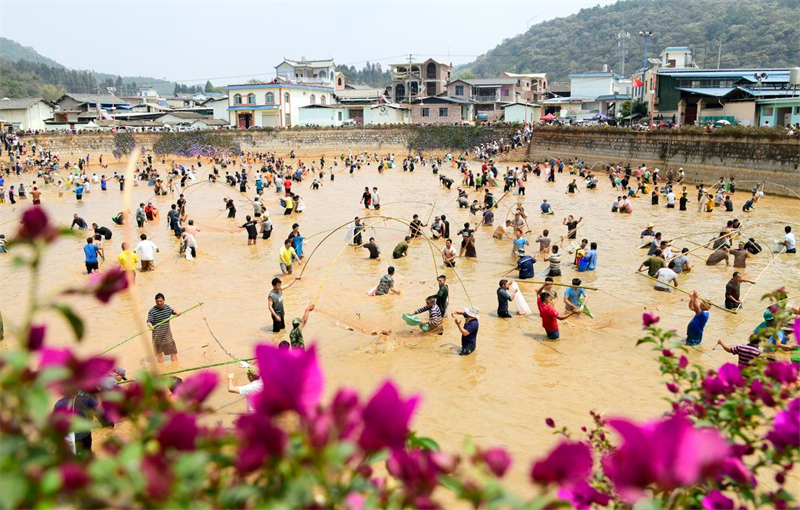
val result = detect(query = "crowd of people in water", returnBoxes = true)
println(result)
[2,129,798,376]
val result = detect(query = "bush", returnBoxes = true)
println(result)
[152,131,240,157]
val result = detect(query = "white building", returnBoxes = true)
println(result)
[0,97,54,131]
[275,58,337,87]
[660,47,694,69]
[225,83,335,128]
[501,103,542,124]
[207,97,231,124]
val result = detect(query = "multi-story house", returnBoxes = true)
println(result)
[225,82,335,129]
[446,78,518,120]
[388,59,452,102]
[275,58,337,87]
[501,72,548,104]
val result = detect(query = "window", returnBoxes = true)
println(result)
[421,108,430,117]
[426,62,437,79]
[234,94,242,105]
[455,85,464,96]
[338,77,343,87]
[319,70,327,78]
[310,94,316,105]
[284,93,290,104]
[247,93,255,105]
[320,95,326,105]
[266,92,275,104]
[439,108,448,117]
[501,86,510,97]
[337,112,343,121]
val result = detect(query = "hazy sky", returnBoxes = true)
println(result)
[1,0,617,85]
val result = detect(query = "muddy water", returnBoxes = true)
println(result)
[1,157,799,496]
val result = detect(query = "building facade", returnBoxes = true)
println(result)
[0,98,54,131]
[389,59,452,102]
[225,83,334,128]
[275,58,337,87]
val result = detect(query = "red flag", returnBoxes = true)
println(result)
[632,78,644,88]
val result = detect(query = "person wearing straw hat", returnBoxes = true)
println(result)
[451,307,479,356]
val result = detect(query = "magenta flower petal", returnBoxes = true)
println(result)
[344,493,366,510]
[642,312,660,327]
[331,388,361,440]
[386,448,443,498]
[666,382,680,394]
[60,462,90,493]
[39,347,71,367]
[157,412,198,451]
[16,206,58,242]
[142,454,172,501]
[557,481,610,510]
[358,381,420,452]
[253,343,323,418]
[766,398,800,453]
[720,457,755,486]
[88,267,130,303]
[545,417,555,428]
[39,348,115,393]
[702,490,734,510]
[234,413,286,473]
[175,371,218,404]
[530,440,593,486]
[27,324,46,351]
[602,414,729,504]
[764,361,799,385]
[479,447,512,478]
[679,355,689,369]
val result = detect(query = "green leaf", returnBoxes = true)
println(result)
[365,449,388,465]
[636,338,657,346]
[51,304,84,341]
[409,435,440,451]
[26,386,50,427]
[0,473,29,509]
[41,468,62,495]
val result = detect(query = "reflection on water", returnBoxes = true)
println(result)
[1,158,799,495]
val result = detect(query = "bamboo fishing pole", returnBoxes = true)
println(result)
[736,247,785,309]
[716,293,800,344]
[101,302,204,355]
[515,280,598,291]
[117,356,257,384]
[636,273,735,314]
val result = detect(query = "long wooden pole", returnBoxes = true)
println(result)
[515,280,598,291]
[101,302,204,355]
[636,273,734,313]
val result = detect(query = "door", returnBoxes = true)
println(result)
[684,104,697,125]
[238,113,252,129]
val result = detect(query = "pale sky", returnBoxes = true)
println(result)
[0,0,618,85]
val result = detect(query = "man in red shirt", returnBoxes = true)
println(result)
[536,283,576,340]
[284,177,292,196]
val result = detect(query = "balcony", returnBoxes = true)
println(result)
[472,94,499,102]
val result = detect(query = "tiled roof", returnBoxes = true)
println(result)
[0,97,49,110]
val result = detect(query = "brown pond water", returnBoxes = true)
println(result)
[1,156,798,497]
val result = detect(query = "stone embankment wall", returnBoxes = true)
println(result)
[19,127,799,196]
[526,129,800,195]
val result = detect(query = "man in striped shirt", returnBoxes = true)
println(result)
[409,296,443,334]
[717,337,762,368]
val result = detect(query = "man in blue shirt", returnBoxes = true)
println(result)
[564,278,587,312]
[83,237,103,274]
[585,242,598,271]
[516,254,535,279]
[452,307,479,356]
[686,291,710,346]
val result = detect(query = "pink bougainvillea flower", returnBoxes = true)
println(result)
[679,355,689,369]
[557,481,610,510]
[666,382,680,394]
[703,363,745,397]
[234,413,286,474]
[308,411,333,450]
[766,397,800,453]
[358,381,420,452]
[748,379,777,407]
[39,347,115,393]
[343,493,366,510]
[253,343,323,418]
[331,388,361,440]
[794,317,800,343]
[157,412,198,451]
[720,457,756,486]
[16,206,59,243]
[545,417,555,428]
[174,371,218,404]
[642,312,660,327]
[87,267,130,303]
[601,413,729,504]
[387,448,444,498]
[702,490,734,510]
[474,447,512,478]
[60,462,90,493]
[530,440,593,486]
[27,324,46,351]
[142,453,173,501]
[764,361,799,385]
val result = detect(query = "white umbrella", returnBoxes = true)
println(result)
[715,119,731,125]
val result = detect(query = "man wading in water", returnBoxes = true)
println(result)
[147,293,181,363]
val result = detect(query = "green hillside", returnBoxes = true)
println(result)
[461,0,800,81]
[0,37,64,69]
[0,37,176,98]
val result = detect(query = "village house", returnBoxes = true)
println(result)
[275,58,337,87]
[409,96,472,124]
[501,72,548,104]
[388,59,452,102]
[48,93,132,128]
[225,82,335,129]
[446,78,518,120]
[501,102,542,124]
[0,98,54,131]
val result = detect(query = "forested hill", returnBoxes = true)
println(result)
[460,0,800,81]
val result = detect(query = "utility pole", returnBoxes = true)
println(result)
[617,31,630,77]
